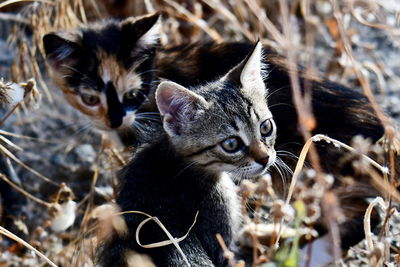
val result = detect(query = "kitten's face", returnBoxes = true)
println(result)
[43,14,160,131]
[157,43,276,179]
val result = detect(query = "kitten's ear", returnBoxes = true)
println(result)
[43,33,82,72]
[224,41,265,92]
[121,12,161,47]
[156,81,209,136]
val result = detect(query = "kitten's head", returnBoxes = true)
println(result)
[43,13,160,131]
[156,42,276,179]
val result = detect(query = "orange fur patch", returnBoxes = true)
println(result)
[97,50,142,96]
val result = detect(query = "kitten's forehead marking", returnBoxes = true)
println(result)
[235,119,250,145]
[97,50,142,96]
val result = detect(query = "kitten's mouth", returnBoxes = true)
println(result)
[250,165,270,177]
[244,155,276,178]
[92,113,137,132]
[92,121,114,132]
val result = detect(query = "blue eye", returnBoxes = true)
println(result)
[260,119,273,137]
[221,137,243,153]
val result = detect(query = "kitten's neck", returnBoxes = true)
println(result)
[138,133,220,185]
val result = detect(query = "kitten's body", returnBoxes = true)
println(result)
[99,44,274,266]
[99,134,238,266]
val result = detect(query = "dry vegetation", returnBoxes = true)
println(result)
[0,0,399,266]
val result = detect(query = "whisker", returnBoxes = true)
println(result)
[135,114,161,121]
[276,157,293,175]
[135,68,160,76]
[138,112,160,115]
[174,161,197,179]
[268,103,294,109]
[276,150,299,162]
[133,121,147,134]
[266,85,290,100]
[61,65,93,82]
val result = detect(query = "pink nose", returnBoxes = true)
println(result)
[250,141,270,167]
[255,156,269,166]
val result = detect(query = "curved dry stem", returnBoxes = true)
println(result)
[119,210,199,267]
[347,0,396,31]
[364,197,387,252]
[363,197,388,266]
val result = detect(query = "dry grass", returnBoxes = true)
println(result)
[0,0,399,266]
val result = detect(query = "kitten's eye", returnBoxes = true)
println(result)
[124,89,137,100]
[260,119,273,137]
[81,94,100,106]
[220,137,243,153]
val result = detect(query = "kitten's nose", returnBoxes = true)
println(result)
[250,141,270,167]
[255,156,269,166]
[106,82,126,128]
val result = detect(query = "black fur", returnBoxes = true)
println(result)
[97,134,234,267]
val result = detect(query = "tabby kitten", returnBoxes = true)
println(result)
[98,43,274,266]
[43,14,161,146]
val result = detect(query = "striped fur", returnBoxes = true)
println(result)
[156,42,277,179]
[98,42,270,267]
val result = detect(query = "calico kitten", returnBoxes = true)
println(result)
[43,14,161,146]
[98,43,275,266]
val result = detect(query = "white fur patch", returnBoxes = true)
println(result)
[122,111,136,128]
[218,172,241,234]
[138,17,161,47]
[101,67,111,84]
[240,42,263,87]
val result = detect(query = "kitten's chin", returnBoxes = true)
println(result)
[92,121,132,132]
[94,125,114,132]
[246,165,270,178]
[91,120,114,132]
